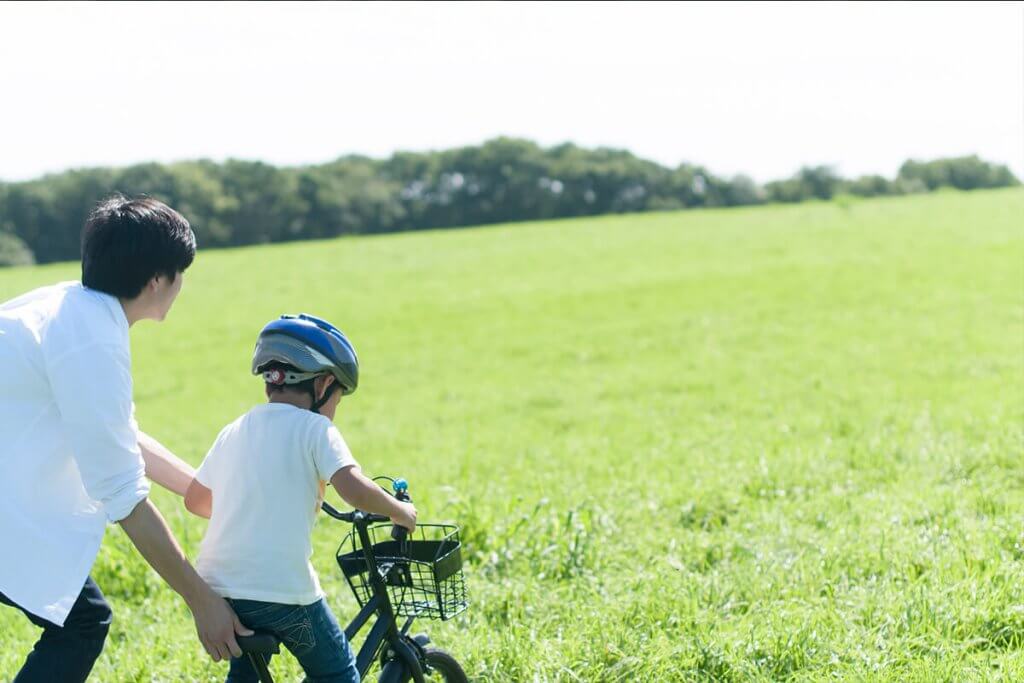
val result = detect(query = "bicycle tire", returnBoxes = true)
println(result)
[387,647,469,683]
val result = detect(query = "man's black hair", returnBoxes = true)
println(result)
[81,194,196,299]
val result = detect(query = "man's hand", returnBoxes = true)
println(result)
[187,584,251,661]
[391,501,418,534]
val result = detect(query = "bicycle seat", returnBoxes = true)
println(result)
[237,631,280,655]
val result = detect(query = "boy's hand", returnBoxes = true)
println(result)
[391,502,417,534]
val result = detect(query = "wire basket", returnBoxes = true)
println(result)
[336,523,467,621]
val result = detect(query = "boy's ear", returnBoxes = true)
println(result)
[316,375,336,399]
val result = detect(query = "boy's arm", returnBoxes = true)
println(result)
[330,465,417,532]
[184,478,213,519]
[139,430,195,497]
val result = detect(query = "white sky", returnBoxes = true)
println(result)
[0,1,1021,184]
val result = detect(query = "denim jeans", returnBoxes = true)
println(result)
[0,576,113,683]
[226,597,359,683]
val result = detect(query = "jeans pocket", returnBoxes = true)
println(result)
[279,615,317,655]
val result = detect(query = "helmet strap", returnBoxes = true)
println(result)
[310,379,339,414]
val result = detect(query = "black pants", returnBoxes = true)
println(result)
[0,576,113,683]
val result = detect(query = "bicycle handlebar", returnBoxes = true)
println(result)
[320,501,389,524]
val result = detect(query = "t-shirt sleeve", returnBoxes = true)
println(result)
[312,422,358,481]
[195,427,229,489]
[194,454,215,489]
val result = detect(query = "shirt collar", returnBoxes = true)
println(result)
[78,282,129,333]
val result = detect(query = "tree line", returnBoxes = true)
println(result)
[0,138,1018,266]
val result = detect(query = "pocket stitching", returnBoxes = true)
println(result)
[280,616,316,654]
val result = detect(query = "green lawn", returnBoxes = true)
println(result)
[1,189,1022,681]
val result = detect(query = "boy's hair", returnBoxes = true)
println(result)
[81,194,196,298]
[262,361,319,397]
[261,360,340,402]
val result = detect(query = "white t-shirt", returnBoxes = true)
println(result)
[195,402,357,605]
[0,282,149,625]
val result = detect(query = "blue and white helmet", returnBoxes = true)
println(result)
[252,314,359,395]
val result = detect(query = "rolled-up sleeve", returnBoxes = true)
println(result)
[47,343,149,522]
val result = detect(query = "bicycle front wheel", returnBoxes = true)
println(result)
[387,647,468,683]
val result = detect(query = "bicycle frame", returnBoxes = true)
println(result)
[345,515,426,683]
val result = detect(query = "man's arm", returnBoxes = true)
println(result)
[184,478,213,519]
[139,430,195,497]
[44,338,244,660]
[118,498,251,661]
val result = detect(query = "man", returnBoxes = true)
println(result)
[0,195,251,682]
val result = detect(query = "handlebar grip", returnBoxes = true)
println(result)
[391,478,411,547]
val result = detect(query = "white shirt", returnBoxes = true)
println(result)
[195,403,357,605]
[0,282,149,625]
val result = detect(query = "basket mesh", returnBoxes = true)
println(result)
[336,523,468,621]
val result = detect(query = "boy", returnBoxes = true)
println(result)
[185,314,417,683]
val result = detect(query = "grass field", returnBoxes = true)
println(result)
[1,189,1022,681]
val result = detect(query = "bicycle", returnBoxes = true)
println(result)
[236,478,469,682]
